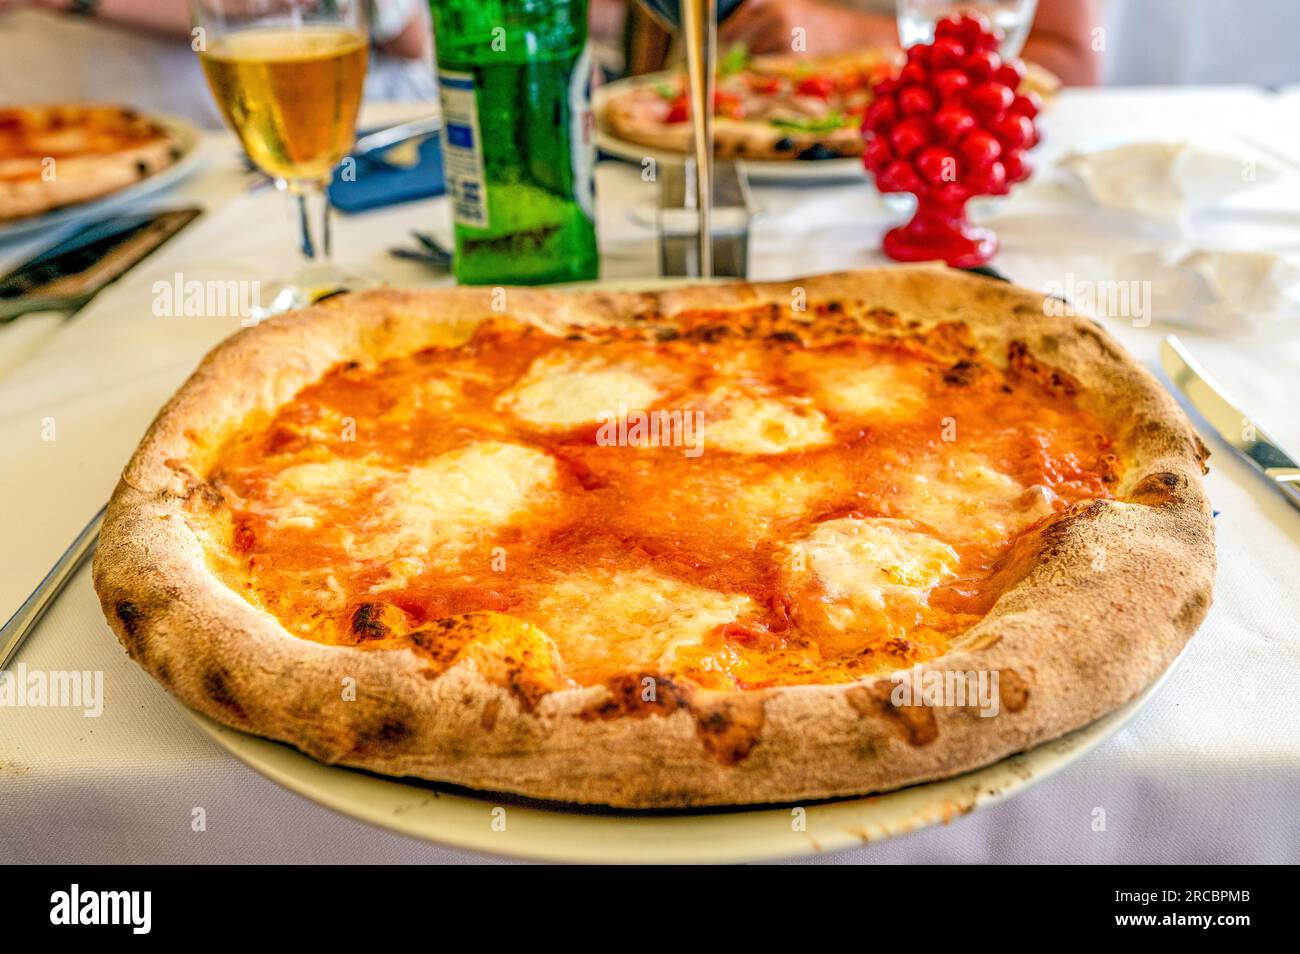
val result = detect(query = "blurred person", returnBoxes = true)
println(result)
[1103,0,1300,87]
[0,0,435,127]
[590,0,630,78]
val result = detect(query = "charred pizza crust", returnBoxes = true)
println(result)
[0,104,183,222]
[93,267,1214,808]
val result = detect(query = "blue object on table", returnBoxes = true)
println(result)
[328,130,445,214]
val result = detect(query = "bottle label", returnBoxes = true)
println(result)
[568,43,595,221]
[437,70,489,229]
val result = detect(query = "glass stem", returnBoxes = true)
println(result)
[682,0,716,279]
[291,180,333,263]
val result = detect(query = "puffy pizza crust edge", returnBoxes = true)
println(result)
[91,267,1215,808]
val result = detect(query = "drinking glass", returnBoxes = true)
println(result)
[190,0,371,316]
[896,0,1039,57]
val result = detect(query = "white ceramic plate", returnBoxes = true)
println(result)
[593,72,866,184]
[187,652,1180,864]
[0,111,208,246]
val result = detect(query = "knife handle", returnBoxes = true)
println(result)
[1265,468,1300,513]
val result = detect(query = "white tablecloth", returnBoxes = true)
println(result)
[2,92,1298,864]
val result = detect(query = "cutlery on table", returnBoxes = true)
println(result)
[0,506,106,669]
[0,210,203,662]
[390,230,453,269]
[1161,334,1300,512]
[0,208,202,323]
[352,116,441,167]
[0,208,202,379]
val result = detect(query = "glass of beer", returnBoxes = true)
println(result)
[191,0,370,316]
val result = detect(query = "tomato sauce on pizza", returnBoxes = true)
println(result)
[206,301,1119,692]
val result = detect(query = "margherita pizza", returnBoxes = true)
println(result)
[601,50,1059,161]
[93,267,1214,808]
[0,104,182,222]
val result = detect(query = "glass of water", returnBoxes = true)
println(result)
[896,0,1039,57]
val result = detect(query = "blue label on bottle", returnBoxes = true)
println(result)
[437,70,489,229]
[446,123,475,150]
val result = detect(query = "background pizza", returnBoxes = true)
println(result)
[0,103,183,222]
[93,268,1213,808]
[601,49,1060,161]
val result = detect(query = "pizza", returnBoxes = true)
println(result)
[0,104,183,222]
[93,267,1214,808]
[601,50,1059,161]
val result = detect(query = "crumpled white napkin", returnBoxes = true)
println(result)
[1113,245,1300,335]
[1059,141,1283,227]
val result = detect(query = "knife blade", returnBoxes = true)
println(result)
[0,505,105,670]
[352,115,441,161]
[0,207,201,322]
[1160,334,1300,512]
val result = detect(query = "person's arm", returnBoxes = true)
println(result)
[719,0,897,57]
[1020,0,1103,86]
[30,0,436,62]
[625,3,672,74]
[36,0,192,37]
[375,10,428,60]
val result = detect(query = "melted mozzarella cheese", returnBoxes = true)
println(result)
[385,377,465,423]
[900,451,1055,543]
[728,470,829,539]
[498,352,661,429]
[357,441,557,568]
[704,388,832,455]
[814,359,926,419]
[785,516,958,644]
[257,457,387,529]
[800,517,959,609]
[528,567,752,681]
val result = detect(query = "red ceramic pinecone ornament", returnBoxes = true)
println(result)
[862,12,1042,267]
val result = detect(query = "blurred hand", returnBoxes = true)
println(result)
[720,0,898,56]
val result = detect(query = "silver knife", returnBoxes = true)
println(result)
[0,505,105,669]
[1161,335,1300,512]
[352,115,441,160]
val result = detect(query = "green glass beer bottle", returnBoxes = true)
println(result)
[429,0,599,285]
